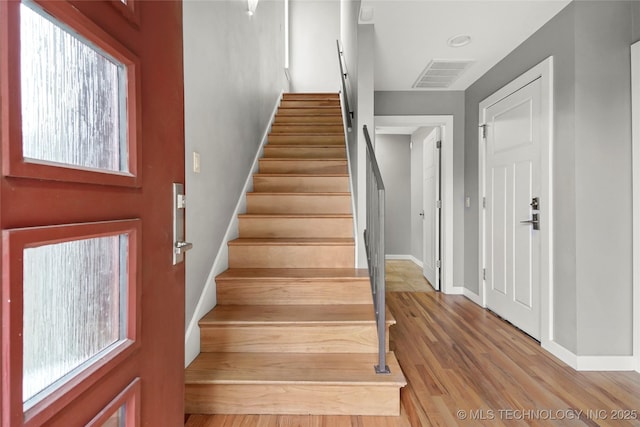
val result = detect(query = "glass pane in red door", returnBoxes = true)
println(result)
[20,2,128,173]
[22,234,128,409]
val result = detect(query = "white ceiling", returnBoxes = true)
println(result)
[359,0,571,91]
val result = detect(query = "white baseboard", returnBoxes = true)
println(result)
[576,356,636,371]
[462,287,483,305]
[409,255,423,268]
[385,254,423,268]
[444,286,464,295]
[542,340,636,371]
[184,92,283,367]
[543,340,578,369]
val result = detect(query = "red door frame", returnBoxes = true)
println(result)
[0,1,185,425]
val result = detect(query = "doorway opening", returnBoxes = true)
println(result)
[374,115,454,294]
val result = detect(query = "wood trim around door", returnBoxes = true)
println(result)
[477,57,554,348]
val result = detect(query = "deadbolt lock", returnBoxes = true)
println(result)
[530,197,540,210]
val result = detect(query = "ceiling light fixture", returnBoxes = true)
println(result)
[447,34,472,48]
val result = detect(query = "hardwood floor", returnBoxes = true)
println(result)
[386,260,433,292]
[186,265,640,426]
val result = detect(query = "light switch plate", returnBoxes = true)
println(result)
[193,152,201,173]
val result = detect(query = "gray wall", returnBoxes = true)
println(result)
[183,0,288,359]
[340,0,360,109]
[375,135,412,255]
[465,1,577,351]
[290,0,340,92]
[465,1,637,356]
[574,2,633,356]
[375,91,465,286]
[355,24,375,267]
[340,0,361,264]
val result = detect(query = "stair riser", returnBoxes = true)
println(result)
[274,115,343,124]
[185,384,400,416]
[200,325,381,353]
[268,135,344,145]
[280,100,341,108]
[263,146,346,159]
[259,159,347,174]
[253,176,349,193]
[278,108,342,116]
[216,279,372,305]
[271,125,344,134]
[246,194,351,214]
[238,217,353,238]
[228,244,354,268]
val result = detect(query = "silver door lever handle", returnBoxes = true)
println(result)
[520,213,539,230]
[175,241,193,255]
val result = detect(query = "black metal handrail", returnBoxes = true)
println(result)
[363,125,390,375]
[336,40,353,131]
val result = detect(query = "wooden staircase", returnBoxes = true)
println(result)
[184,93,406,416]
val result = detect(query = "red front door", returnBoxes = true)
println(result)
[0,1,185,425]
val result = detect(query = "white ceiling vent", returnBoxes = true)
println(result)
[412,60,474,89]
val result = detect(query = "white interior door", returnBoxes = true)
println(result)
[423,128,440,290]
[484,78,541,339]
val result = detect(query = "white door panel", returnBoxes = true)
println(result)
[485,78,541,339]
[423,128,440,289]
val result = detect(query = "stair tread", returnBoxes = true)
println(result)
[271,124,344,127]
[277,108,341,111]
[185,352,406,386]
[266,144,345,147]
[228,237,354,246]
[200,304,378,325]
[260,158,346,162]
[283,92,339,97]
[200,305,396,326]
[216,268,369,280]
[248,191,350,196]
[238,213,352,218]
[279,105,340,108]
[277,112,342,116]
[269,133,344,136]
[254,173,349,177]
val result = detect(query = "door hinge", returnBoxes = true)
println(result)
[482,197,486,208]
[436,260,442,269]
[482,268,486,280]
[436,200,442,209]
[436,140,442,149]
[480,124,487,139]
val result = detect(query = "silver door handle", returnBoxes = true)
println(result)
[175,241,193,255]
[173,183,191,265]
[520,213,539,230]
